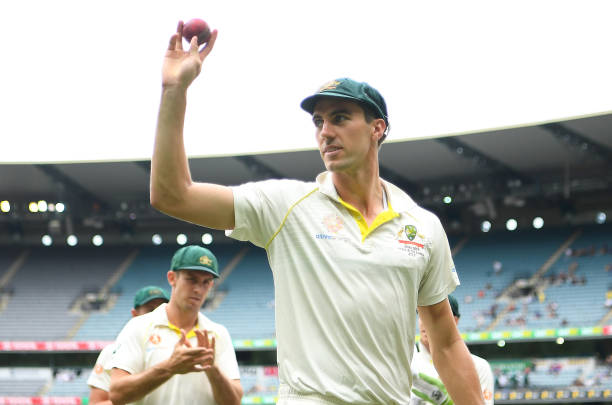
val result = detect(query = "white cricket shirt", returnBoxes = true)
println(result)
[228,172,459,404]
[87,342,116,391]
[410,343,494,405]
[109,303,240,404]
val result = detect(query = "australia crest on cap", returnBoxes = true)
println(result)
[318,80,341,93]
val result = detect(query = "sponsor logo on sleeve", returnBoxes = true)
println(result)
[148,334,161,345]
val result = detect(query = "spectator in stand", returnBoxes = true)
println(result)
[493,261,503,275]
[522,366,532,388]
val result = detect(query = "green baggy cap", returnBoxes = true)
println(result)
[133,286,170,308]
[300,78,389,129]
[170,245,219,278]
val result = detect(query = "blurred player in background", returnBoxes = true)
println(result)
[109,245,242,405]
[149,21,483,404]
[411,295,494,405]
[87,286,170,404]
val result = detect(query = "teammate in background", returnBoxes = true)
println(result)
[149,21,483,404]
[87,286,170,404]
[411,295,494,405]
[109,245,242,405]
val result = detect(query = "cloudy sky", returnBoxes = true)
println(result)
[2,0,611,163]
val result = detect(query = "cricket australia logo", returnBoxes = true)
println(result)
[405,225,417,241]
[396,224,425,256]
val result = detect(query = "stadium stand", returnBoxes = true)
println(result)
[73,246,175,341]
[44,368,89,396]
[0,247,132,341]
[205,248,275,340]
[0,367,50,396]
[490,356,612,390]
[451,228,575,331]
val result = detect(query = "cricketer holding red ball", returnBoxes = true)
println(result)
[150,20,483,405]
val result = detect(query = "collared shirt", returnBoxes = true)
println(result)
[109,303,240,405]
[87,342,116,392]
[411,343,494,405]
[227,172,459,404]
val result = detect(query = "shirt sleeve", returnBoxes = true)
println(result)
[226,179,307,248]
[214,325,241,380]
[86,344,114,391]
[108,318,146,375]
[417,214,460,307]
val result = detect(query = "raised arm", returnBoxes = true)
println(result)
[150,21,235,230]
[417,299,484,405]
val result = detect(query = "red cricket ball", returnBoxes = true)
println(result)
[183,18,211,45]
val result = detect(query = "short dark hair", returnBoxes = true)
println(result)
[361,103,388,146]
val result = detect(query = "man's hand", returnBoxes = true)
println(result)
[412,372,454,405]
[195,329,216,371]
[165,329,213,374]
[162,21,218,91]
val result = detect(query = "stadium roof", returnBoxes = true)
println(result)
[1,113,611,246]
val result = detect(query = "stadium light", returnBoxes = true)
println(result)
[41,235,52,246]
[37,200,48,212]
[556,337,565,345]
[66,234,78,246]
[505,219,518,231]
[0,200,9,213]
[56,202,65,213]
[202,233,213,245]
[497,340,506,347]
[92,234,104,246]
[29,202,39,213]
[596,212,606,224]
[177,233,187,245]
[532,217,544,229]
[152,234,163,246]
[443,196,452,204]
[481,220,492,233]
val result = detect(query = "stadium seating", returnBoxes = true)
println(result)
[205,247,275,340]
[0,367,51,396]
[74,246,176,341]
[45,368,89,396]
[451,228,574,332]
[0,247,132,341]
[490,356,612,389]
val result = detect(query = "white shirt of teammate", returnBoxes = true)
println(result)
[411,342,494,405]
[109,303,240,405]
[87,342,116,392]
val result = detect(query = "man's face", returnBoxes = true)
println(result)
[312,98,382,173]
[169,269,215,311]
[132,298,168,317]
